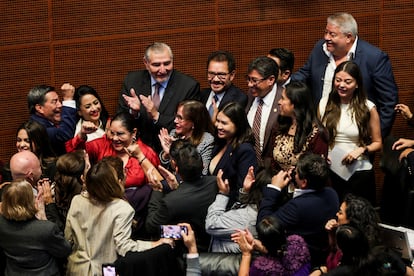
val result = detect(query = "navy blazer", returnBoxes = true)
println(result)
[199,84,248,110]
[258,186,339,266]
[30,105,77,156]
[292,38,398,137]
[118,69,200,151]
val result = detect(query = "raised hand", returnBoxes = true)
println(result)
[61,83,75,101]
[122,88,141,112]
[242,166,255,193]
[216,169,230,195]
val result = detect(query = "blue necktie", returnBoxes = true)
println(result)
[209,95,219,118]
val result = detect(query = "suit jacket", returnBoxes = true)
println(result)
[145,176,217,251]
[258,186,339,266]
[199,84,248,109]
[0,216,71,276]
[245,84,283,166]
[118,69,200,151]
[30,105,77,156]
[292,38,398,137]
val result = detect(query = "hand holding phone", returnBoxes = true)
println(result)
[160,225,188,239]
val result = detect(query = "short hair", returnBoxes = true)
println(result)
[169,140,203,181]
[1,180,37,221]
[295,153,329,190]
[327,12,358,37]
[54,151,85,211]
[85,160,124,203]
[207,50,236,72]
[27,85,55,114]
[101,156,125,182]
[177,100,215,146]
[247,56,279,80]
[74,85,109,127]
[268,48,295,72]
[257,216,286,257]
[144,42,173,62]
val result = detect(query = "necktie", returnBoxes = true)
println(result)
[153,83,161,110]
[253,98,264,162]
[209,95,219,118]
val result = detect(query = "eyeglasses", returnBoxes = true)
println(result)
[208,71,230,80]
[246,76,266,85]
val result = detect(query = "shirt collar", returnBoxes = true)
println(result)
[322,36,358,60]
[293,188,315,198]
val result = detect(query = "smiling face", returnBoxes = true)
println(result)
[278,89,295,117]
[108,120,136,153]
[337,202,350,225]
[78,94,102,124]
[334,70,358,104]
[247,69,275,98]
[174,105,193,137]
[16,129,34,152]
[215,111,236,141]
[36,91,62,124]
[144,49,173,83]
[207,60,234,94]
[324,23,352,58]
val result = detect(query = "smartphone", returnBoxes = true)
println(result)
[102,263,116,276]
[160,225,188,239]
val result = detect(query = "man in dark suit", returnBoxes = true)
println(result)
[145,140,217,252]
[28,84,77,156]
[257,153,339,267]
[199,50,247,121]
[245,56,281,167]
[267,47,295,86]
[292,12,398,137]
[118,42,200,152]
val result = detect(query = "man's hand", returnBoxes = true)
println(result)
[395,103,413,120]
[122,88,141,112]
[270,170,290,189]
[393,138,414,151]
[61,83,75,101]
[139,94,159,120]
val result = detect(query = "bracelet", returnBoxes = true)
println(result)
[139,157,147,165]
[239,188,248,195]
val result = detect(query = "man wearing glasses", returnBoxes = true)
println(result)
[245,56,281,167]
[199,50,247,122]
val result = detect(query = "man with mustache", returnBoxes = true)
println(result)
[118,42,199,152]
[199,50,247,122]
[292,12,398,138]
[27,84,77,156]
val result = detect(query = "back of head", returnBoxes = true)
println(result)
[169,139,202,182]
[268,48,295,72]
[296,153,328,190]
[101,156,125,183]
[327,12,358,37]
[85,160,124,203]
[55,151,85,209]
[1,180,37,221]
[336,225,370,266]
[247,56,279,79]
[257,216,287,257]
[27,85,55,114]
[207,50,236,72]
[10,150,41,183]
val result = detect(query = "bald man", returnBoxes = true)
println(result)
[10,151,42,188]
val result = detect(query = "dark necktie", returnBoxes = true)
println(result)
[153,83,161,109]
[253,99,264,162]
[209,94,219,118]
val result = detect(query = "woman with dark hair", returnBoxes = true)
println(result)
[158,100,215,175]
[2,120,57,182]
[209,102,258,203]
[65,160,172,275]
[233,216,311,276]
[205,167,270,253]
[0,180,71,275]
[319,61,382,204]
[66,111,160,235]
[65,85,110,151]
[272,81,328,174]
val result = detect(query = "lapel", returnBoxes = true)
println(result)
[263,84,282,148]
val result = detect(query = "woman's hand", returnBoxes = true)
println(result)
[39,179,54,205]
[125,143,143,159]
[395,103,413,120]
[231,229,254,255]
[325,219,339,231]
[216,169,230,195]
[158,165,179,190]
[242,166,255,193]
[158,128,173,156]
[342,147,365,165]
[393,138,414,151]
[147,167,163,192]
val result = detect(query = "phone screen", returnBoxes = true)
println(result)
[160,225,188,239]
[102,264,116,276]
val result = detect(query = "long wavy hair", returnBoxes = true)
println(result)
[277,81,325,153]
[321,61,370,148]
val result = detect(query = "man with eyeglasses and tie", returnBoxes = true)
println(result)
[245,56,281,167]
[118,42,200,152]
[199,50,247,122]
